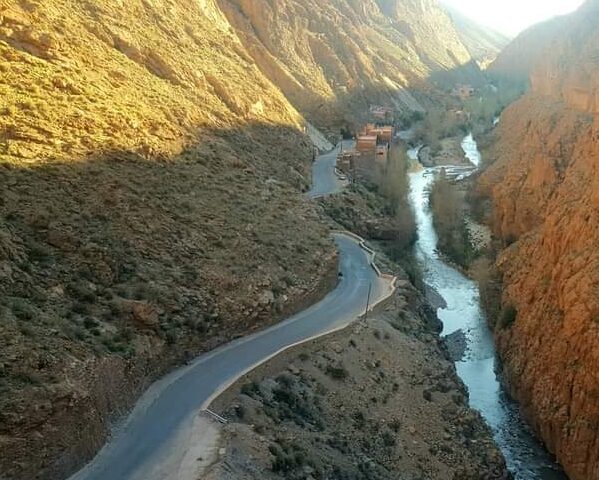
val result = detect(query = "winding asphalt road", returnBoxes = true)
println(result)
[69,143,391,480]
[308,140,354,198]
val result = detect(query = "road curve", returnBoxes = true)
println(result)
[69,233,392,480]
[70,141,381,480]
[307,140,353,198]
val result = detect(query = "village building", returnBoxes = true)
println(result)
[337,123,395,181]
[452,84,475,100]
[361,124,394,144]
[369,105,394,121]
[356,134,378,153]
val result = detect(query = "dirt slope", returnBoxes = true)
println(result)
[479,2,599,478]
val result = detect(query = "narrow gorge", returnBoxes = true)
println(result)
[408,136,565,479]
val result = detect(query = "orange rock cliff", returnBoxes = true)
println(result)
[480,2,599,478]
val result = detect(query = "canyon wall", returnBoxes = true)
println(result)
[480,2,599,478]
[488,16,562,82]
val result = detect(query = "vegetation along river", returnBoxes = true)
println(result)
[406,137,567,480]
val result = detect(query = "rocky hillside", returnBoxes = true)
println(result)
[0,1,337,479]
[218,0,484,127]
[479,2,599,479]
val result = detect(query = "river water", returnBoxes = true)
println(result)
[406,139,566,479]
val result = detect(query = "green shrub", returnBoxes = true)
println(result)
[325,364,348,380]
[72,302,91,315]
[269,442,307,473]
[240,381,260,397]
[27,241,52,262]
[83,317,98,329]
[67,282,97,303]
[353,410,366,429]
[382,430,396,447]
[11,298,36,321]
[498,304,517,329]
[298,352,309,362]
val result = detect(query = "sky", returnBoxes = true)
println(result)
[442,0,586,37]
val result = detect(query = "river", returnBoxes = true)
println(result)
[406,138,566,479]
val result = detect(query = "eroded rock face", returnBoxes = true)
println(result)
[530,1,599,116]
[491,0,599,116]
[480,3,599,477]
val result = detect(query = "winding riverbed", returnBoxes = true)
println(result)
[407,139,566,479]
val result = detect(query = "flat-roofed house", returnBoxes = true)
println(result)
[363,124,394,143]
[356,134,377,153]
[378,126,393,143]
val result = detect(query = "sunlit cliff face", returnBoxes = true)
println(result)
[478,3,599,478]
[217,0,483,125]
[0,0,303,166]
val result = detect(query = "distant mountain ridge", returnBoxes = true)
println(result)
[442,4,510,67]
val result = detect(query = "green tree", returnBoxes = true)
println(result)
[429,170,473,266]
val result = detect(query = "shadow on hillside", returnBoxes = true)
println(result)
[427,59,487,88]
[0,119,342,480]
[289,60,504,138]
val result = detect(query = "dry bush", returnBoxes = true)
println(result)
[470,256,502,328]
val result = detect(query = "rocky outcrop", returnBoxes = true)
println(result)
[479,2,599,478]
